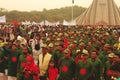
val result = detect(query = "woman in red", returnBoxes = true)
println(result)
[47,59,58,80]
[21,55,39,80]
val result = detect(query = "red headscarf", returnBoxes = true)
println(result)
[23,56,39,80]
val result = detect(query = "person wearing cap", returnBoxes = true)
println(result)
[89,50,102,80]
[52,43,64,68]
[69,42,79,58]
[75,49,93,80]
[74,50,82,64]
[17,45,30,80]
[58,48,76,80]
[104,53,115,80]
[47,43,54,54]
[79,42,85,52]
[38,44,52,80]
[98,45,108,67]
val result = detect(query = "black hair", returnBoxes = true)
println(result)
[110,61,120,72]
[94,47,100,51]
[59,44,64,48]
[48,59,56,68]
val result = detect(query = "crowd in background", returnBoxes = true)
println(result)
[0,24,120,80]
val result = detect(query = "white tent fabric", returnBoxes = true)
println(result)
[21,20,31,25]
[52,21,60,26]
[45,20,52,26]
[44,20,60,26]
[63,20,76,26]
[63,20,69,26]
[0,15,6,23]
[21,20,60,26]
[76,0,120,26]
[69,20,76,26]
[31,21,37,25]
[39,21,44,25]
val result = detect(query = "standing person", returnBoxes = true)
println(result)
[15,40,21,50]
[104,53,115,80]
[89,51,102,80]
[32,34,43,64]
[58,48,76,80]
[46,59,58,80]
[7,44,20,80]
[22,55,39,80]
[110,61,120,80]
[17,45,30,80]
[52,44,64,68]
[0,44,5,80]
[74,50,82,64]
[75,49,93,80]
[38,44,52,80]
[3,41,13,80]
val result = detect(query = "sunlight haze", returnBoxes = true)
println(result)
[0,0,120,11]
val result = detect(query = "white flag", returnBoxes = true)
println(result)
[0,15,6,23]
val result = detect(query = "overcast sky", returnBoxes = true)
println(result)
[0,0,120,11]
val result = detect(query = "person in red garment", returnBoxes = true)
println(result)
[46,59,58,80]
[22,55,39,80]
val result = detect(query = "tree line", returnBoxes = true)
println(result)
[0,6,86,23]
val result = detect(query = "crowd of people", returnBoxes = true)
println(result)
[0,24,120,80]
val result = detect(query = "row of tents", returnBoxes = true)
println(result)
[21,20,76,26]
[0,0,120,26]
[0,15,77,26]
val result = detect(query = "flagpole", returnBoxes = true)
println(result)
[72,0,74,21]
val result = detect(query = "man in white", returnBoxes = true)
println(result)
[31,34,43,64]
[38,44,52,80]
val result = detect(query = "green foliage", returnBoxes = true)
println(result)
[0,6,86,22]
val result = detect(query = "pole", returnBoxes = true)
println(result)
[72,0,74,21]
[72,3,73,21]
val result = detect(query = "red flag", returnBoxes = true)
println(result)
[12,21,19,26]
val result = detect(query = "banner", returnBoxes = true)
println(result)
[0,15,6,23]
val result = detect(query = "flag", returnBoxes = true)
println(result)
[0,15,6,23]
[12,21,19,26]
[72,0,74,4]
